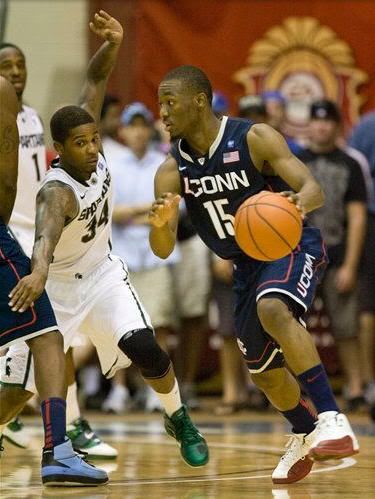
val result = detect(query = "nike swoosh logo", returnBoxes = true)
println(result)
[80,193,87,199]
[178,166,187,171]
[307,371,323,383]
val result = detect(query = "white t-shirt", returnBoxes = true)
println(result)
[110,147,180,272]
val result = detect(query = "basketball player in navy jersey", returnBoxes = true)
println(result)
[0,78,107,486]
[149,65,359,484]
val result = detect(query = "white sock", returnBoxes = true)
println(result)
[154,380,182,416]
[66,382,81,425]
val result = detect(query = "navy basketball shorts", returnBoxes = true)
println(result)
[233,226,327,374]
[0,223,58,349]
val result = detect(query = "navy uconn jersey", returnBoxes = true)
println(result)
[171,116,266,259]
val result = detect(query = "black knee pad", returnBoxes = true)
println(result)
[118,328,171,379]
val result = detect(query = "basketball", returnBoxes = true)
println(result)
[234,191,303,261]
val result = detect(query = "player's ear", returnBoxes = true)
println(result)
[53,141,64,155]
[195,92,207,109]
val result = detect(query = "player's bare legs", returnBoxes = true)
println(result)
[27,331,66,400]
[251,367,301,411]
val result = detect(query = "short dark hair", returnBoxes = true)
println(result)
[50,106,95,143]
[162,65,213,105]
[0,43,25,58]
[101,94,120,120]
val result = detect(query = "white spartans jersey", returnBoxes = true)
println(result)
[9,105,46,233]
[41,153,113,278]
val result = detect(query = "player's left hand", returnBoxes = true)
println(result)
[280,191,305,219]
[335,264,357,293]
[89,10,123,45]
[8,272,47,313]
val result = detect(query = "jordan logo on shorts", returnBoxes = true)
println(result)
[237,339,247,355]
[297,254,316,298]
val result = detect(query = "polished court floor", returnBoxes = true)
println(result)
[1,409,374,499]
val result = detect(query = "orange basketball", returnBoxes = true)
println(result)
[234,191,303,261]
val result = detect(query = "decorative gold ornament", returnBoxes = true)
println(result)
[234,17,368,136]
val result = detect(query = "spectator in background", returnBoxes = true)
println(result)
[99,94,125,157]
[300,100,367,410]
[349,111,375,419]
[111,102,179,412]
[238,94,267,123]
[262,90,303,156]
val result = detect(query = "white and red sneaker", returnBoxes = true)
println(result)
[308,411,359,461]
[272,431,317,484]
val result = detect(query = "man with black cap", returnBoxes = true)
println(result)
[299,99,367,410]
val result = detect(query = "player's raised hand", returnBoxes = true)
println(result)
[149,193,181,228]
[8,272,47,313]
[89,10,123,45]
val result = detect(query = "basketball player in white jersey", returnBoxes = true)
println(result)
[2,11,209,469]
[0,26,117,457]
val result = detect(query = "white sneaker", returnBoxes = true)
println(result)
[272,431,316,484]
[3,418,31,449]
[308,411,359,460]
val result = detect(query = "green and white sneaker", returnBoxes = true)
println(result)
[3,418,30,449]
[164,405,209,467]
[66,418,118,459]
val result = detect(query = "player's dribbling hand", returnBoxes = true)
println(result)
[8,272,47,313]
[89,10,123,45]
[148,193,181,228]
[280,191,305,219]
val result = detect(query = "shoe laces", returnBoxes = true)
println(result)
[174,413,202,445]
[280,434,305,464]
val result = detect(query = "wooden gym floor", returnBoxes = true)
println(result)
[1,408,374,499]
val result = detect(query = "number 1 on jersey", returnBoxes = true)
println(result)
[32,153,41,181]
[203,198,235,239]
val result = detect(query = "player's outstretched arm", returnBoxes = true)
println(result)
[0,76,19,224]
[79,10,123,123]
[8,182,78,312]
[149,156,181,259]
[248,123,324,215]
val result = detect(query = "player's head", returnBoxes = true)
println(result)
[308,99,341,148]
[0,43,27,99]
[50,105,100,180]
[158,65,213,139]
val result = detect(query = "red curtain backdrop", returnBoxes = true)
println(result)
[89,0,375,119]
